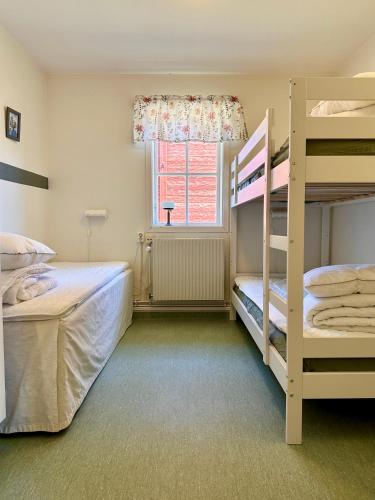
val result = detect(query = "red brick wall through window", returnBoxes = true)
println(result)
[156,142,218,225]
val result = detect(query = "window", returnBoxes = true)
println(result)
[152,141,223,226]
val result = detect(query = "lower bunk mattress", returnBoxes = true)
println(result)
[234,275,375,372]
[1,262,133,433]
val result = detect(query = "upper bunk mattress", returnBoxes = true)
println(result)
[3,261,129,321]
[234,275,375,371]
[272,138,375,168]
[237,103,375,192]
[238,139,375,191]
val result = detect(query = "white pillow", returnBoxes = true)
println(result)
[310,72,375,117]
[354,72,375,78]
[304,264,375,298]
[305,280,359,298]
[0,233,56,270]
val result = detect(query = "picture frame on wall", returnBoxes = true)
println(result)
[5,107,21,142]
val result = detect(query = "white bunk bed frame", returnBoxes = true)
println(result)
[229,77,375,444]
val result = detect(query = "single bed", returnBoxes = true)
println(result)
[234,275,375,372]
[0,261,133,433]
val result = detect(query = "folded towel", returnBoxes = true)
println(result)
[4,275,57,305]
[3,276,37,305]
[305,293,375,333]
[1,263,56,305]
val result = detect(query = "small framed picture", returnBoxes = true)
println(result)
[5,107,21,142]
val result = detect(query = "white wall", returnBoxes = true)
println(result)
[46,74,291,260]
[0,22,324,301]
[237,203,322,274]
[331,201,375,264]
[330,33,375,264]
[340,32,375,76]
[0,24,48,421]
[0,19,372,290]
[0,25,48,241]
[46,73,324,294]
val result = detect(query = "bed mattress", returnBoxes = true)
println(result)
[237,103,375,192]
[238,138,375,192]
[2,261,129,321]
[0,262,133,433]
[274,138,375,166]
[233,275,375,372]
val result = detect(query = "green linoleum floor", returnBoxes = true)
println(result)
[0,318,374,500]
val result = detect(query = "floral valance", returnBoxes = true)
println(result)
[133,95,248,143]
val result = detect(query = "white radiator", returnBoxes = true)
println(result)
[151,238,225,302]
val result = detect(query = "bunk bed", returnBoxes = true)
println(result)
[229,77,375,444]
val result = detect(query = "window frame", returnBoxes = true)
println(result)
[151,141,224,228]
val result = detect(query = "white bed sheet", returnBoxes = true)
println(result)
[234,275,375,340]
[0,266,133,433]
[324,103,375,117]
[3,261,129,321]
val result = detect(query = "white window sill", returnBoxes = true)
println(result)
[147,225,228,234]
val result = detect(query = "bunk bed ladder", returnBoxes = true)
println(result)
[262,108,273,365]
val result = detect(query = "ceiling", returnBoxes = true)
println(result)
[0,0,374,74]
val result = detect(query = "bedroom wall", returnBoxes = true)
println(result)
[0,25,48,241]
[330,33,375,265]
[339,32,375,76]
[46,73,323,294]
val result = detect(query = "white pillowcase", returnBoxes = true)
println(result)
[310,72,375,117]
[304,264,375,298]
[0,232,56,270]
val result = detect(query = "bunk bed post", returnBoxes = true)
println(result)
[262,108,273,364]
[320,205,331,266]
[229,207,238,320]
[230,156,238,320]
[285,78,306,444]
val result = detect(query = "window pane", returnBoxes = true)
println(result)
[157,142,186,173]
[188,176,217,224]
[188,142,217,173]
[157,176,186,224]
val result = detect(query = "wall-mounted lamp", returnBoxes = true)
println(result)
[84,209,108,219]
[161,201,175,226]
[83,209,108,262]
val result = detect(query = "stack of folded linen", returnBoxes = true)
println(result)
[304,264,375,333]
[0,233,57,305]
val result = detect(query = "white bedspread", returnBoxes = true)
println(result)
[0,262,133,433]
[3,261,129,320]
[235,275,375,339]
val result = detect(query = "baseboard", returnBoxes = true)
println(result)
[133,302,230,319]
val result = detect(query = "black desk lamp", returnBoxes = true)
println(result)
[161,201,175,226]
